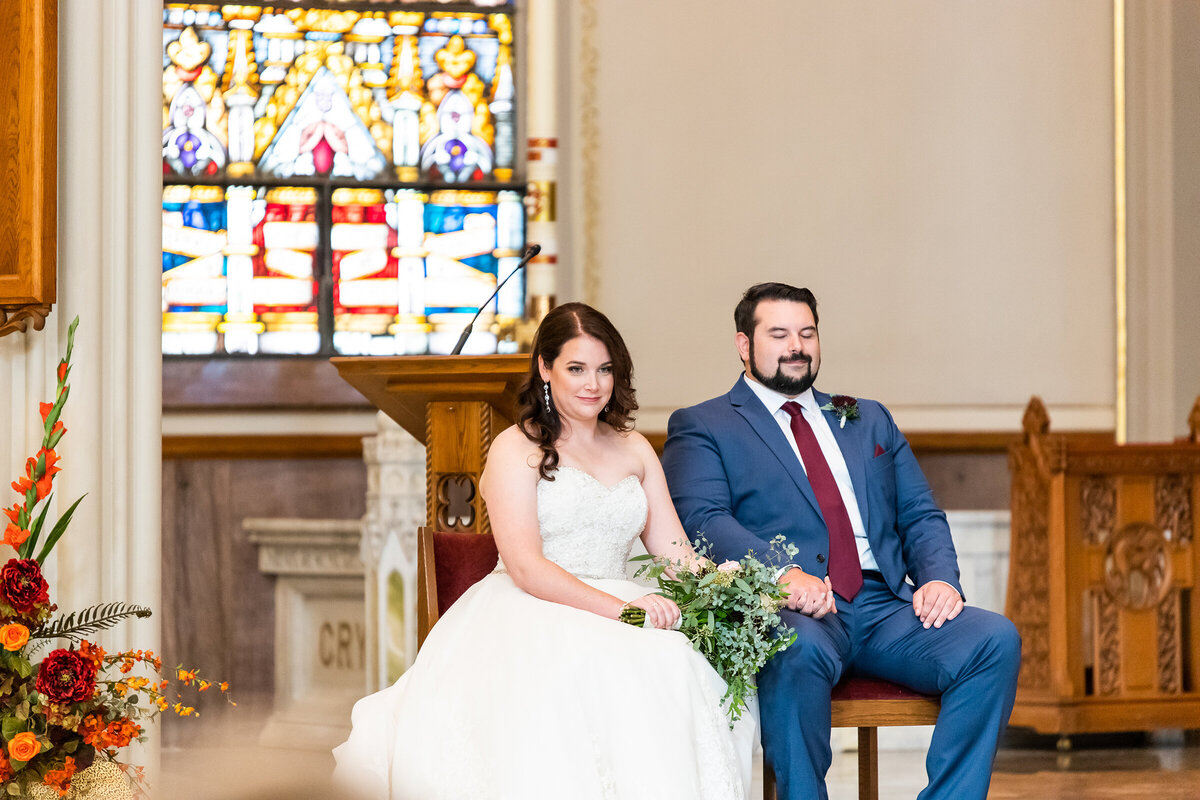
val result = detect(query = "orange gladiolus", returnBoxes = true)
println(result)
[2,505,20,525]
[0,623,29,651]
[39,402,53,424]
[57,362,67,382]
[7,731,40,762]
[10,477,32,496]
[34,476,53,502]
[3,522,30,549]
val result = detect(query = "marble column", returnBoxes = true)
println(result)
[361,413,427,691]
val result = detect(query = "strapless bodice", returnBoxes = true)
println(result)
[496,466,648,580]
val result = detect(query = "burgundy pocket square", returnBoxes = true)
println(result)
[874,444,886,457]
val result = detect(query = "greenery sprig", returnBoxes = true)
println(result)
[620,535,798,724]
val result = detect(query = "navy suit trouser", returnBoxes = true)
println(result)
[757,575,1021,800]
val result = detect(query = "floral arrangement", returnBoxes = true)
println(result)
[1,319,230,798]
[620,536,798,724]
[820,394,860,428]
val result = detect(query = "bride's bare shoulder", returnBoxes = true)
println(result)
[608,427,654,457]
[488,425,542,469]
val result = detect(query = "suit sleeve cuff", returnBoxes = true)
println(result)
[774,564,801,582]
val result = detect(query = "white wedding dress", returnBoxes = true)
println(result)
[332,466,757,799]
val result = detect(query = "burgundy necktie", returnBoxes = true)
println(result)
[781,401,863,600]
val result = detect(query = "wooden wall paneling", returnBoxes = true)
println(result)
[162,435,365,460]
[160,457,367,745]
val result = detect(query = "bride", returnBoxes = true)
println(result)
[332,303,757,799]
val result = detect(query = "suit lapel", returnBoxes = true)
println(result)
[816,389,871,534]
[729,378,823,519]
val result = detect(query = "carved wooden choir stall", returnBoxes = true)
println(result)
[1007,396,1200,741]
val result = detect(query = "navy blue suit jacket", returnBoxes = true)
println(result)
[662,378,962,601]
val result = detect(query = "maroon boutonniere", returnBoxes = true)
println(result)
[820,395,860,429]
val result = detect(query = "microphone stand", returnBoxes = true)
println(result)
[449,244,541,356]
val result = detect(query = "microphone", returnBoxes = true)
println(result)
[450,244,541,355]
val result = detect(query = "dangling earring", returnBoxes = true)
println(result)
[543,382,552,413]
[603,403,610,413]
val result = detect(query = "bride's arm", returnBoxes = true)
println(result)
[631,433,707,571]
[481,427,646,622]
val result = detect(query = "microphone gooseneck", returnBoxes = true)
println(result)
[449,243,542,356]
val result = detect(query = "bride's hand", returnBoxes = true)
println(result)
[628,594,681,630]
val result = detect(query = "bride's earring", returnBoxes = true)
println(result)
[603,403,610,413]
[543,382,552,414]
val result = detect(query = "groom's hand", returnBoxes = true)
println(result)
[912,581,963,629]
[780,568,837,618]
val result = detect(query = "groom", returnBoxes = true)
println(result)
[662,282,1020,800]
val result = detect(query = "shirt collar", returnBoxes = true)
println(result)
[741,373,818,417]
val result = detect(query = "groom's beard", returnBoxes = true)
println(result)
[749,341,817,396]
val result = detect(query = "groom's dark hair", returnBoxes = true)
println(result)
[734,283,819,336]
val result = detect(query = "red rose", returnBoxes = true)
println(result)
[36,649,98,704]
[0,559,50,614]
[831,395,855,408]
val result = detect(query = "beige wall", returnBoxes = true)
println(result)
[566,1,1118,433]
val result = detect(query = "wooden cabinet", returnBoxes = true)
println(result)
[0,2,56,336]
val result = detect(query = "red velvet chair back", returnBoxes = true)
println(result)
[417,528,499,649]
[431,531,500,617]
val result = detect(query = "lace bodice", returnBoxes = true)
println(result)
[496,466,648,580]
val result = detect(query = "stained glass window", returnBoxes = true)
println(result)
[161,2,523,356]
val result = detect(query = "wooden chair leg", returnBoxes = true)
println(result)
[762,759,777,800]
[858,726,879,800]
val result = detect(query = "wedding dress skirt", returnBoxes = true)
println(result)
[332,467,756,800]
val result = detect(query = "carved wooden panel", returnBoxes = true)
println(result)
[1008,443,1052,691]
[1155,474,1193,547]
[424,400,499,535]
[1094,592,1120,696]
[1103,522,1172,611]
[1081,476,1116,545]
[0,2,56,335]
[1157,592,1182,695]
[435,474,477,532]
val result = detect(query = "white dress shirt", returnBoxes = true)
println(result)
[742,374,880,572]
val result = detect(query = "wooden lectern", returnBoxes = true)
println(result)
[1007,396,1200,739]
[332,354,529,535]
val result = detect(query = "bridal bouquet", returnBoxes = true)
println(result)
[620,536,798,724]
[2,319,230,798]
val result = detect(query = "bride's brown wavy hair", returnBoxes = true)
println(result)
[518,303,638,480]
